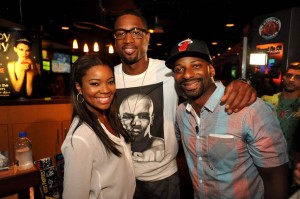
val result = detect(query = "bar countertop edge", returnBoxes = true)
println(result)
[0,96,71,106]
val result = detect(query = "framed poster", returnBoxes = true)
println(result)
[0,29,41,99]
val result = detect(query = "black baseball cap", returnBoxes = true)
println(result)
[165,38,212,68]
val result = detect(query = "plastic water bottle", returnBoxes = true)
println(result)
[15,131,33,170]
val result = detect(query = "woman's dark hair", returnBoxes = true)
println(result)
[14,37,32,49]
[70,53,131,157]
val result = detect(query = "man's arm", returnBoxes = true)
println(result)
[257,163,289,199]
[221,79,257,114]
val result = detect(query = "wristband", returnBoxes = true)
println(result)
[238,78,252,86]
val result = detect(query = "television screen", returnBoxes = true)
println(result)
[249,53,268,65]
[231,67,237,78]
[51,52,71,73]
[42,60,50,71]
[42,50,48,59]
[268,58,275,67]
[72,55,79,63]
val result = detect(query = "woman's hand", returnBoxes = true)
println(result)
[19,58,33,71]
[19,63,30,70]
[221,80,257,114]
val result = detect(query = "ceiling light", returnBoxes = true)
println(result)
[61,26,70,30]
[61,14,70,30]
[225,5,235,28]
[73,38,78,49]
[225,23,235,28]
[108,45,114,54]
[84,43,89,53]
[148,16,164,34]
[93,42,99,52]
[148,25,164,34]
[290,62,300,66]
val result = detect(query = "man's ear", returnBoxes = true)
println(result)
[146,32,150,45]
[209,65,215,77]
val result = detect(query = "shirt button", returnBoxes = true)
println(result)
[198,157,202,161]
[197,135,200,139]
[199,179,203,183]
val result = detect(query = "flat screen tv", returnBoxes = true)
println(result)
[51,52,71,73]
[72,55,79,63]
[42,60,50,71]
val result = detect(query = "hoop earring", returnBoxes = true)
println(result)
[76,93,85,103]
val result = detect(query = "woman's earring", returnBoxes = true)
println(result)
[76,93,85,103]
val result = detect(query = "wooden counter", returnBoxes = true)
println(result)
[0,102,72,166]
[0,96,71,106]
[0,165,42,199]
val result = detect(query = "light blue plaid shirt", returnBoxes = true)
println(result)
[175,82,288,199]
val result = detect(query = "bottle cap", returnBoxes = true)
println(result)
[19,131,27,138]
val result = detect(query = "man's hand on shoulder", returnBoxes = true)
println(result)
[221,79,257,114]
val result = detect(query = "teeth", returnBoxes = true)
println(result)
[98,97,110,103]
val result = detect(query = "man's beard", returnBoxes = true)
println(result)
[283,84,296,93]
[181,79,204,100]
[122,57,138,65]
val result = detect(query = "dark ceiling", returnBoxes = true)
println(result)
[1,0,300,60]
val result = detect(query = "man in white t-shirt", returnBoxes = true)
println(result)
[113,9,257,199]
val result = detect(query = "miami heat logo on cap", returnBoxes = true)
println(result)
[178,38,193,52]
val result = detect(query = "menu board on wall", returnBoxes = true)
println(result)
[0,29,41,99]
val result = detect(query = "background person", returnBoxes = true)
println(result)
[166,38,289,199]
[49,75,66,96]
[112,9,257,199]
[61,53,135,199]
[7,37,37,97]
[261,64,300,190]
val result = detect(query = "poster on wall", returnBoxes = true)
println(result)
[0,29,41,99]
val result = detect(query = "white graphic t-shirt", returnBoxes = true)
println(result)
[114,58,179,181]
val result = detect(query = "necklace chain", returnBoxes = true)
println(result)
[122,67,148,114]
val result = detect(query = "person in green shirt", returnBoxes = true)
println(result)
[261,64,300,192]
